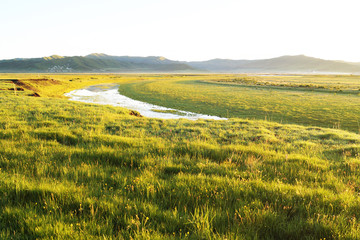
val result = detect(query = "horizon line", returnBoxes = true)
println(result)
[1,53,359,63]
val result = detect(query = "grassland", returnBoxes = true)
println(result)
[1,74,360,239]
[117,74,360,133]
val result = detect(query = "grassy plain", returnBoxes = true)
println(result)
[118,74,360,133]
[0,74,360,239]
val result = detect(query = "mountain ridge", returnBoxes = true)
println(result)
[186,55,360,73]
[0,54,195,73]
[0,54,359,73]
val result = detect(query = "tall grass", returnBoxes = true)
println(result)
[0,74,360,239]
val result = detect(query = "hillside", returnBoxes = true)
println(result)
[187,55,360,73]
[0,54,196,73]
[1,54,360,73]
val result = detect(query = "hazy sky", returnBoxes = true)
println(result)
[1,0,360,61]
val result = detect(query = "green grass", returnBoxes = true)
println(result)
[151,109,189,116]
[117,75,360,132]
[1,74,360,239]
[211,74,360,92]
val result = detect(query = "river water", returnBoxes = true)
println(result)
[64,84,227,120]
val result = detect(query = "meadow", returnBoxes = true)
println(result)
[117,74,360,133]
[0,74,360,239]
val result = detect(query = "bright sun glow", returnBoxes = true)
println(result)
[1,0,360,61]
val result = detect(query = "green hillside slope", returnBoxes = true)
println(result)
[0,54,195,73]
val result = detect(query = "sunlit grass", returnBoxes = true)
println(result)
[0,74,360,239]
[118,75,360,132]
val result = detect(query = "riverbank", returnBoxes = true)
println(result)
[65,84,227,120]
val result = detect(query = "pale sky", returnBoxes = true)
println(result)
[1,0,360,61]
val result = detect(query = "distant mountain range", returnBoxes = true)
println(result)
[0,54,194,73]
[187,55,360,73]
[1,53,360,73]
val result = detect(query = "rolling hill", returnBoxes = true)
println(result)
[187,55,360,73]
[0,54,196,73]
[1,54,360,73]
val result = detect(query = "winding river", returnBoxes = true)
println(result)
[64,84,227,120]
